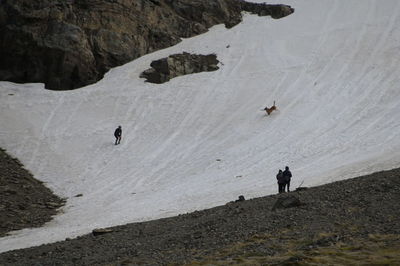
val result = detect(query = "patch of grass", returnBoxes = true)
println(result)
[305,240,400,265]
[187,233,400,266]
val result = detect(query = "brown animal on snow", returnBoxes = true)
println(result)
[263,101,277,115]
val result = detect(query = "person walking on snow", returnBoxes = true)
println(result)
[114,126,122,145]
[276,169,285,193]
[283,166,292,192]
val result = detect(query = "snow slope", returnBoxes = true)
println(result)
[1,0,400,252]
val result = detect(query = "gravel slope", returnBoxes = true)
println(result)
[0,159,399,265]
[0,148,64,238]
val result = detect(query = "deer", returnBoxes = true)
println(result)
[262,101,277,115]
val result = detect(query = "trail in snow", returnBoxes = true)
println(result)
[1,0,400,253]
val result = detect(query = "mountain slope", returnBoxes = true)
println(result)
[0,168,399,265]
[1,0,400,252]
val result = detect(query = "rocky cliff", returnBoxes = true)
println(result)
[0,0,294,90]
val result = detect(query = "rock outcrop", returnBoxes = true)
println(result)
[239,1,295,18]
[0,148,65,237]
[0,0,294,90]
[140,52,219,83]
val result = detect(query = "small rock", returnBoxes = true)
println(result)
[235,195,245,202]
[92,228,114,236]
[46,202,62,209]
[5,190,17,195]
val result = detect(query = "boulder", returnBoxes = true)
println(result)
[140,52,219,83]
[235,195,245,202]
[92,228,114,236]
[239,1,295,19]
[272,195,303,211]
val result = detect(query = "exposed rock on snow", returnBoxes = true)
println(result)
[239,1,294,18]
[140,52,219,83]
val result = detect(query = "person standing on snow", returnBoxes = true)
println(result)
[283,166,292,192]
[276,169,285,193]
[114,126,122,145]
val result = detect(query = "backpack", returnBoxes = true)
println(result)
[283,170,292,182]
[277,172,285,183]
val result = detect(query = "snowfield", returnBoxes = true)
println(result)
[1,0,400,252]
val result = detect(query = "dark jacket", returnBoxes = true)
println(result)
[114,127,122,137]
[283,169,292,182]
[276,170,285,184]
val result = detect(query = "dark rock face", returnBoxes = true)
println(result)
[140,52,219,83]
[0,0,294,90]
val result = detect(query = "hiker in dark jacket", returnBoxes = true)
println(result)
[114,126,122,145]
[283,166,292,192]
[276,169,285,193]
